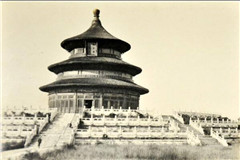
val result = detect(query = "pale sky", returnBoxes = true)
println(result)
[1,2,239,119]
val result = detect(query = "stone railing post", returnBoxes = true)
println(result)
[110,106,113,112]
[118,126,122,134]
[134,126,137,137]
[90,113,93,125]
[22,113,26,124]
[19,125,22,137]
[148,126,151,132]
[10,116,14,124]
[219,127,222,133]
[103,114,105,125]
[119,106,122,113]
[91,106,95,114]
[83,106,86,112]
[104,125,107,134]
[114,114,117,123]
[101,106,104,113]
[161,126,164,133]
[128,107,131,113]
[137,115,140,125]
[88,126,92,137]
[148,126,151,138]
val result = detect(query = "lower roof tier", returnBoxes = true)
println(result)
[39,78,149,95]
[48,57,142,76]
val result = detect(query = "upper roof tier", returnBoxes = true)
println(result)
[61,9,131,53]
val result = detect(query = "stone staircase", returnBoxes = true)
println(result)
[171,116,220,146]
[30,113,75,148]
[199,135,219,145]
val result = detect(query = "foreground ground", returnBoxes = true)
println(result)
[23,143,240,160]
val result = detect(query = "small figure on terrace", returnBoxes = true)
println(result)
[38,137,42,148]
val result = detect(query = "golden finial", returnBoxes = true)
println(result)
[93,9,100,18]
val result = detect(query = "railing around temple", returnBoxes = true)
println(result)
[190,118,238,128]
[83,106,140,115]
[76,128,188,139]
[81,116,168,127]
[210,127,239,138]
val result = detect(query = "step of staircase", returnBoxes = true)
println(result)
[199,135,219,145]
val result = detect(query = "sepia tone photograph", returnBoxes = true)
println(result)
[1,2,239,160]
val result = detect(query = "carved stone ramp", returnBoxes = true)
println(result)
[171,116,220,146]
[30,113,75,148]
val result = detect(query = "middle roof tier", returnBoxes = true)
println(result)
[48,57,142,76]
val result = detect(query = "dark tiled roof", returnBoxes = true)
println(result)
[61,16,130,53]
[40,78,149,95]
[48,57,142,76]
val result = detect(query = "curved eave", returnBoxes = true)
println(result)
[61,38,131,54]
[39,78,149,95]
[48,57,142,76]
[61,19,131,53]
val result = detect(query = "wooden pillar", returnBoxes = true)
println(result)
[99,95,103,109]
[54,93,57,109]
[123,96,127,109]
[74,92,77,113]
[107,101,110,109]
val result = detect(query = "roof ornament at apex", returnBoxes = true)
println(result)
[93,9,100,18]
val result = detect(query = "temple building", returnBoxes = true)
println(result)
[40,9,149,113]
[2,11,239,157]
